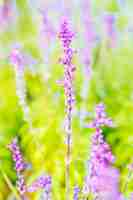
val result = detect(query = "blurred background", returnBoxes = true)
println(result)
[0,0,133,199]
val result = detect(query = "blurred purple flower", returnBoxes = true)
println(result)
[58,17,76,199]
[8,138,26,173]
[87,103,114,128]
[79,0,95,127]
[90,165,121,200]
[0,1,11,26]
[130,193,133,200]
[58,17,76,131]
[73,186,80,200]
[16,174,27,195]
[40,8,56,40]
[8,138,52,197]
[27,175,51,194]
[10,48,31,124]
[10,48,24,71]
[7,138,27,195]
[83,103,120,198]
[103,13,117,48]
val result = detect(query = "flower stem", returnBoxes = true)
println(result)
[0,168,22,200]
[66,108,72,200]
[122,170,132,193]
[66,132,71,200]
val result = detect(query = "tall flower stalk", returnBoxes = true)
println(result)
[8,138,52,199]
[79,0,95,127]
[103,13,117,48]
[39,7,56,82]
[10,48,31,126]
[58,18,76,200]
[82,103,123,199]
[7,138,27,199]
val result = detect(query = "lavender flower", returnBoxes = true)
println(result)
[7,138,27,196]
[89,104,115,169]
[89,165,121,200]
[73,186,80,200]
[39,8,55,70]
[83,103,122,199]
[58,17,76,131]
[16,174,27,195]
[0,0,11,29]
[80,0,95,127]
[8,138,26,173]
[58,17,76,200]
[27,175,51,193]
[40,9,55,41]
[10,48,31,125]
[88,103,114,129]
[130,193,133,200]
[103,13,117,48]
[8,138,52,198]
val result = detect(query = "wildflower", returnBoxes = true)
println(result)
[83,103,122,199]
[103,13,117,48]
[0,0,12,29]
[88,103,114,129]
[40,9,55,40]
[10,48,24,71]
[10,48,31,124]
[58,17,76,131]
[8,138,52,198]
[73,186,80,200]
[16,174,27,195]
[7,138,27,196]
[130,193,133,200]
[27,175,52,196]
[58,17,76,200]
[7,138,26,173]
[80,0,95,127]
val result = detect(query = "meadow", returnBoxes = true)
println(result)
[0,0,133,199]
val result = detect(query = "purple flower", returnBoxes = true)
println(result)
[58,17,76,199]
[103,13,117,48]
[58,18,76,131]
[40,8,55,40]
[16,174,27,195]
[83,103,119,198]
[81,0,96,45]
[89,165,121,200]
[130,193,133,200]
[10,48,24,71]
[88,103,114,128]
[73,186,80,200]
[8,138,52,197]
[8,138,26,173]
[59,18,74,49]
[27,175,51,193]
[10,48,31,124]
[89,104,115,168]
[10,47,37,74]
[0,1,12,28]
[7,138,27,195]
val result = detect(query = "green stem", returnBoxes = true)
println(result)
[122,170,132,194]
[0,168,22,200]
